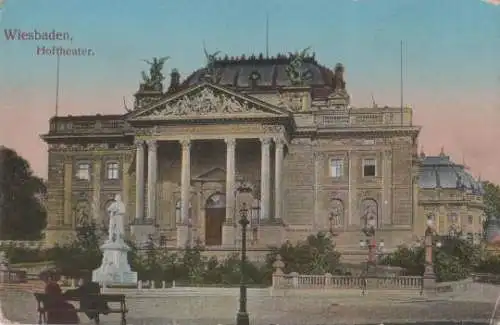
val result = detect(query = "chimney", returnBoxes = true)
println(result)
[168,69,180,93]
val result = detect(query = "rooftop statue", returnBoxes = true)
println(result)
[141,56,170,91]
[203,45,221,83]
[286,47,313,86]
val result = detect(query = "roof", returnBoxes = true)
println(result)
[418,151,484,195]
[180,54,335,96]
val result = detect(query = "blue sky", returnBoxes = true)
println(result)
[0,0,500,182]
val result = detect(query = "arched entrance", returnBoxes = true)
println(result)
[205,193,226,246]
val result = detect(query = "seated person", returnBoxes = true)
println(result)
[39,269,79,324]
[64,271,110,321]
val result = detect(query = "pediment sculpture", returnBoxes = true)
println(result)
[149,88,260,117]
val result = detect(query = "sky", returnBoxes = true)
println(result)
[0,0,499,183]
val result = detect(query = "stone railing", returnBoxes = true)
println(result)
[0,240,43,249]
[49,116,130,134]
[315,108,413,128]
[271,272,422,291]
[271,254,423,292]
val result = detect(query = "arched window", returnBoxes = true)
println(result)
[175,200,192,224]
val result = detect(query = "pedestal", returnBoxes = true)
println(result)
[222,224,236,247]
[176,225,189,247]
[92,240,137,287]
[423,270,437,295]
[130,222,156,247]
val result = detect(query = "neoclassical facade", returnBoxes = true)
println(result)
[41,53,484,258]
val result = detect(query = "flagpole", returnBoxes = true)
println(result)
[400,40,404,126]
[55,54,60,117]
[265,13,269,58]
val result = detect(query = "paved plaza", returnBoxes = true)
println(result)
[1,284,500,325]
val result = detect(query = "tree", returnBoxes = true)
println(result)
[266,232,343,275]
[483,181,500,236]
[47,220,103,277]
[380,233,481,282]
[0,146,47,240]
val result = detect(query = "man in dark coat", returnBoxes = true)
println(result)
[64,270,110,321]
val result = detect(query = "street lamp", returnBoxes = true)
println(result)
[423,215,441,292]
[360,216,378,275]
[236,202,250,325]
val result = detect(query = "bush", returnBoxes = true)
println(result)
[3,231,343,286]
[380,234,482,282]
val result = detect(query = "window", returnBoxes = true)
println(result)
[468,215,473,225]
[329,159,344,178]
[106,162,120,180]
[75,162,90,180]
[362,158,376,177]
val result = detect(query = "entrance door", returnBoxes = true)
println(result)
[205,193,226,246]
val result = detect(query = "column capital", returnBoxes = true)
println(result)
[180,139,191,149]
[274,137,286,147]
[260,137,272,146]
[224,138,236,147]
[146,139,158,150]
[134,139,145,147]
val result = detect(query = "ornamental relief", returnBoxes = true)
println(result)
[140,88,261,118]
[357,190,381,202]
[48,143,132,151]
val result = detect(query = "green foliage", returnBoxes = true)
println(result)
[0,146,47,240]
[483,181,500,237]
[380,234,482,282]
[3,231,342,286]
[266,232,343,275]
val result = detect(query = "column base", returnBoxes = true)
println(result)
[130,222,156,247]
[423,271,437,294]
[176,225,190,248]
[222,224,236,248]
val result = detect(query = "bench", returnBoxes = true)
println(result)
[34,292,127,325]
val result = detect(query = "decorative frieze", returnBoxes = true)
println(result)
[141,88,260,118]
[48,143,132,151]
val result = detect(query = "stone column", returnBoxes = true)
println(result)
[177,139,191,247]
[274,139,285,222]
[225,138,236,224]
[134,140,145,221]
[260,138,272,221]
[180,139,191,224]
[146,140,158,222]
[222,138,237,247]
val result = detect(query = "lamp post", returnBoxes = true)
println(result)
[423,216,441,292]
[236,201,250,325]
[360,216,378,275]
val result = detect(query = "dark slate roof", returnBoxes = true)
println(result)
[180,54,335,95]
[419,153,484,195]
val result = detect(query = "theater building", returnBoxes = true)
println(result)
[41,52,484,259]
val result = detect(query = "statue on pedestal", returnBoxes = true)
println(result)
[92,194,137,287]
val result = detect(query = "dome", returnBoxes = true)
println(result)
[180,54,335,96]
[418,153,484,195]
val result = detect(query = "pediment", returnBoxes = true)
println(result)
[194,167,226,181]
[128,83,290,121]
